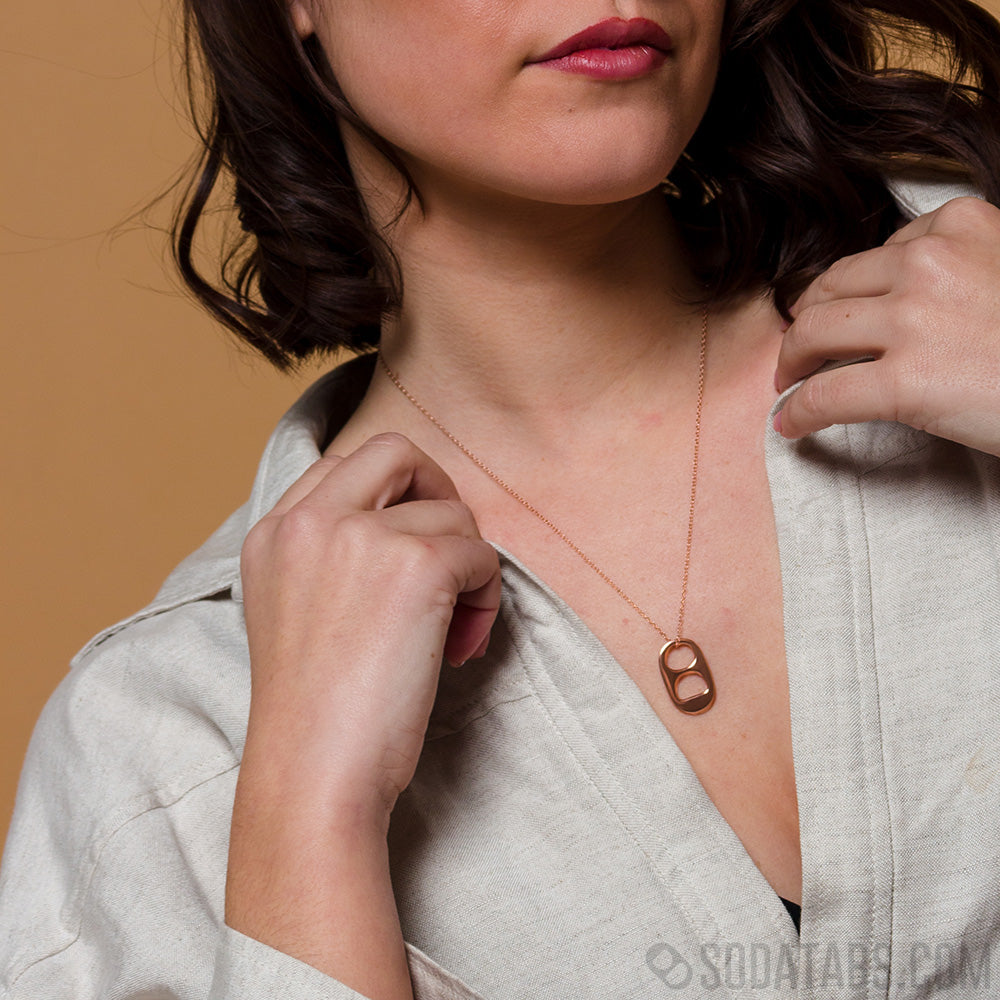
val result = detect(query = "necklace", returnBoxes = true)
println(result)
[377,306,716,715]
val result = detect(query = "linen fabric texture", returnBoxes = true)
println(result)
[1,178,998,999]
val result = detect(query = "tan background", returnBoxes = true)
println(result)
[3,2,1000,844]
[1,2,327,842]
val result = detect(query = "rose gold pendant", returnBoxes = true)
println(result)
[659,639,716,715]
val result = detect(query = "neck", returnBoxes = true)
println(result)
[383,191,707,432]
[345,137,772,452]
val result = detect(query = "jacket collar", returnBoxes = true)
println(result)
[155,354,377,608]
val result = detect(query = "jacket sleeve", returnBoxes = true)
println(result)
[0,600,485,1000]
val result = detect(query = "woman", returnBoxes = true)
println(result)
[3,0,1000,996]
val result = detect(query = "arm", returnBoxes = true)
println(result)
[228,432,500,999]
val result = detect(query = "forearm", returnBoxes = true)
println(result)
[226,761,413,1000]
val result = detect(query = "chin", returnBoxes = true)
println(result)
[488,111,691,204]
[526,170,675,207]
[488,146,685,207]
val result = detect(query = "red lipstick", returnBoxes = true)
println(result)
[530,17,673,80]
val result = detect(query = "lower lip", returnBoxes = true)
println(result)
[537,45,667,80]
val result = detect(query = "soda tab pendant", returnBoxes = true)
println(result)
[659,639,716,715]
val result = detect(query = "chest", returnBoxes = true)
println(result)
[462,404,801,902]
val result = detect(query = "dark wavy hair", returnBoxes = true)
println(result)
[174,0,1000,370]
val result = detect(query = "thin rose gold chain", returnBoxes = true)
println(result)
[677,307,707,640]
[377,306,708,645]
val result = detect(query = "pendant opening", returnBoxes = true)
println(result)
[659,639,716,715]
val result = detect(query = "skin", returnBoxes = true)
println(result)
[226,1,1000,997]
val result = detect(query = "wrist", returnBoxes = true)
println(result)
[239,702,402,831]
[235,745,395,839]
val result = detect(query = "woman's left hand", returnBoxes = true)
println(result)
[774,196,1000,456]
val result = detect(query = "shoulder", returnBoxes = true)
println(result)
[36,494,255,810]
[0,510,250,991]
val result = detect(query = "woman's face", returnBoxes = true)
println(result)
[292,0,726,208]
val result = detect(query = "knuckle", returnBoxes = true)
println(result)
[240,518,272,567]
[325,512,439,584]
[440,498,478,534]
[240,508,322,579]
[270,504,324,550]
[894,290,929,333]
[817,261,843,296]
[790,303,819,344]
[480,540,502,576]
[902,233,952,279]
[796,376,828,421]
[335,510,381,548]
[327,511,419,579]
[935,195,988,229]
[392,536,447,585]
[365,431,416,455]
[309,454,343,474]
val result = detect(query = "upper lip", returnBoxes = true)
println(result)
[532,17,674,63]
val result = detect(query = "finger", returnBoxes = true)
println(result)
[775,361,894,439]
[267,454,345,517]
[775,298,886,393]
[440,540,503,666]
[393,531,501,667]
[444,600,499,668]
[304,432,462,514]
[469,630,492,660]
[375,498,482,541]
[791,244,904,317]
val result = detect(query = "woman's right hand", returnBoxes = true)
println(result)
[227,432,500,998]
[239,430,500,817]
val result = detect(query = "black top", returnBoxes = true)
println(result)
[779,896,801,933]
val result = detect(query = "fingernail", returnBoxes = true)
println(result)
[472,631,491,660]
[773,411,783,434]
[774,370,781,393]
[780,318,791,333]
